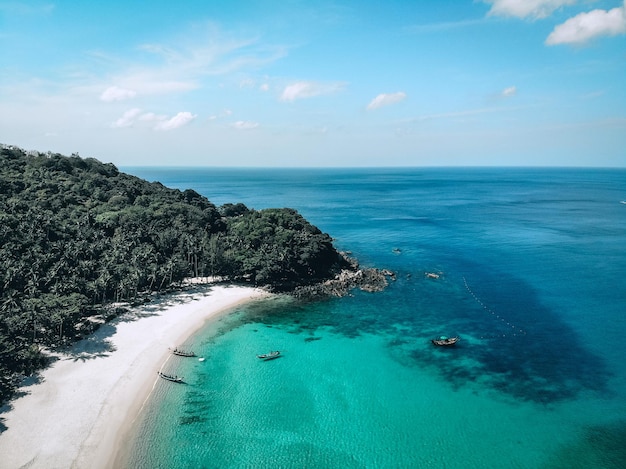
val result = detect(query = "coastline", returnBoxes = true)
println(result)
[0,284,269,469]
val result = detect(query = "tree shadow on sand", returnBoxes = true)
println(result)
[115,286,218,323]
[63,286,218,359]
[63,324,117,361]
[0,374,46,433]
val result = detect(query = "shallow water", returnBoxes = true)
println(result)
[121,167,626,468]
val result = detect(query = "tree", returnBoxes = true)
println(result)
[0,144,351,403]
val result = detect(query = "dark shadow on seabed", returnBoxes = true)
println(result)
[217,262,611,405]
[542,420,626,469]
[399,262,612,405]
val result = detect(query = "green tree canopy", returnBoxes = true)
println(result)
[0,144,349,402]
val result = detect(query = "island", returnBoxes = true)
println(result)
[0,144,392,405]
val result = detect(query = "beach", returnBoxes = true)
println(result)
[0,284,268,469]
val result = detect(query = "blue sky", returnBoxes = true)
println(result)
[1,0,625,166]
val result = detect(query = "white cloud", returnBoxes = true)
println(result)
[133,32,288,88]
[260,83,270,92]
[111,109,195,130]
[230,120,259,130]
[502,86,517,97]
[111,108,142,128]
[281,82,312,101]
[367,92,407,110]
[100,86,137,102]
[546,2,626,45]
[484,0,576,19]
[138,112,167,122]
[279,81,345,102]
[154,112,196,131]
[96,30,287,103]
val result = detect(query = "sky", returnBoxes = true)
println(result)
[1,0,625,167]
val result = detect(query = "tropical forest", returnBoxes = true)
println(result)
[0,144,354,402]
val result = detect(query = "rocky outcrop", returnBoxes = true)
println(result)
[292,253,395,299]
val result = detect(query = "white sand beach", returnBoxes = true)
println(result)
[0,284,268,469]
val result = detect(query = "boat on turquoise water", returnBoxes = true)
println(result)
[171,348,196,357]
[257,351,281,360]
[431,336,459,346]
[157,371,184,383]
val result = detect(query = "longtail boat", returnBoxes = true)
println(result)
[431,336,460,347]
[157,371,184,383]
[257,351,281,360]
[171,348,196,357]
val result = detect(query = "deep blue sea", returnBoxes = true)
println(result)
[120,167,625,468]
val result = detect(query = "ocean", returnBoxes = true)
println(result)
[119,167,625,468]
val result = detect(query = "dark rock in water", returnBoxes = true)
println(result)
[292,253,395,299]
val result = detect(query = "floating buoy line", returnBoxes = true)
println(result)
[463,277,527,338]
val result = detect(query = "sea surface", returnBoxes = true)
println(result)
[120,167,626,468]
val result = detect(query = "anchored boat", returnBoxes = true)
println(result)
[171,348,196,357]
[257,351,281,360]
[157,371,184,383]
[431,336,460,347]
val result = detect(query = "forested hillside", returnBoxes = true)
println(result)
[0,144,350,402]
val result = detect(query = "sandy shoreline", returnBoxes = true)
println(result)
[0,284,268,469]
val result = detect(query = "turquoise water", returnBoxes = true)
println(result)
[121,168,626,468]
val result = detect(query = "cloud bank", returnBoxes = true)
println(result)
[484,0,576,19]
[100,86,137,102]
[367,92,407,110]
[111,108,141,128]
[546,2,626,45]
[484,1,626,46]
[111,109,196,130]
[154,112,196,131]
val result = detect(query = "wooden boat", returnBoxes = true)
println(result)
[157,371,184,383]
[257,351,281,360]
[431,336,459,347]
[171,348,196,357]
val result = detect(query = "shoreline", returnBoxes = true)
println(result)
[0,284,269,469]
